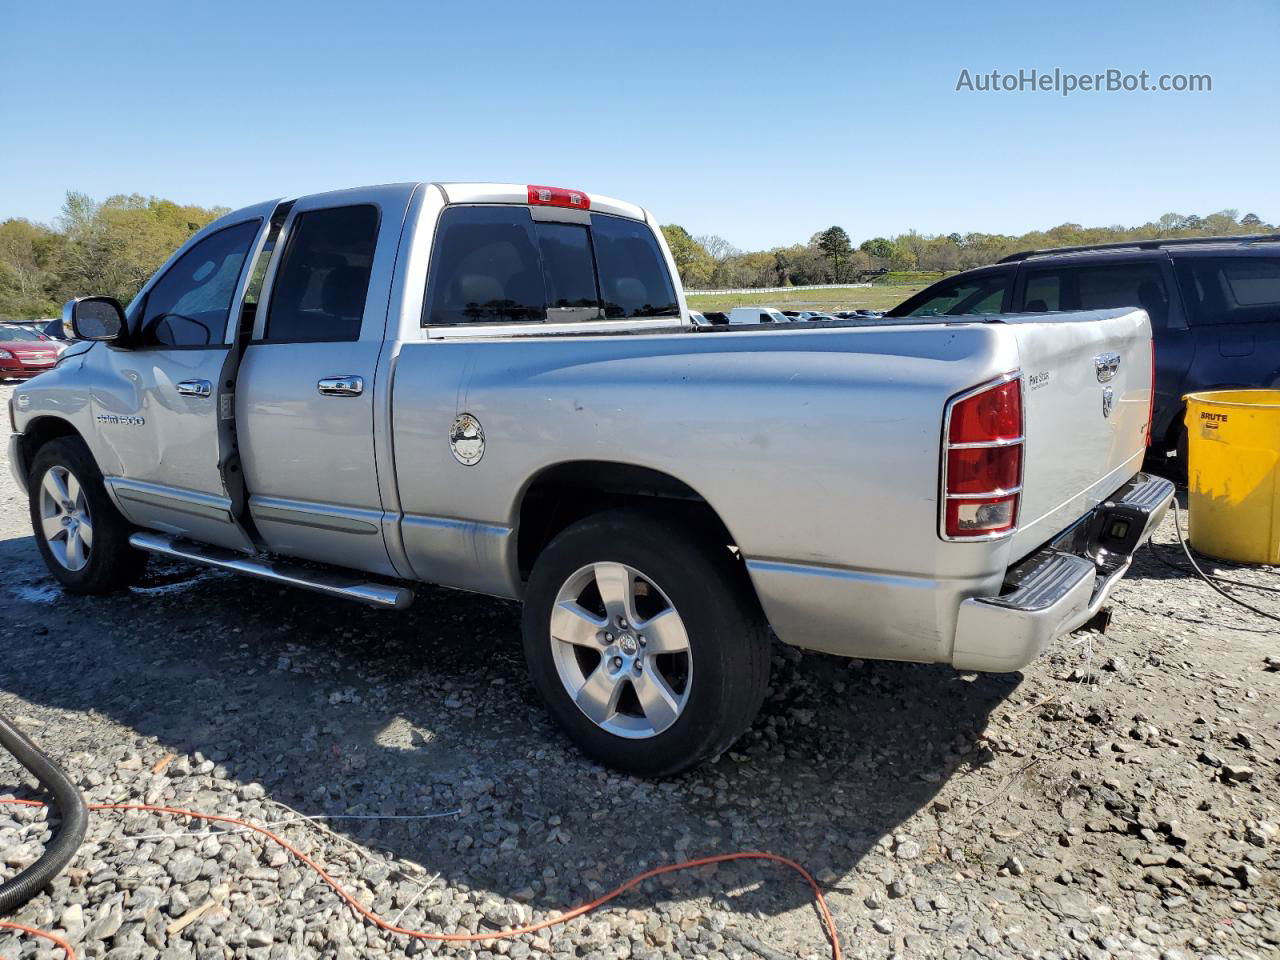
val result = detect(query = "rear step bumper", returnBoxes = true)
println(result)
[951,472,1175,672]
[128,533,415,610]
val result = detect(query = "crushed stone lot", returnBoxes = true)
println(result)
[0,380,1277,960]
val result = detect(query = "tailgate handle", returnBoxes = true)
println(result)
[1094,353,1120,383]
[318,375,364,397]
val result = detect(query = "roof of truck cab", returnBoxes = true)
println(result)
[216,182,648,225]
[433,183,646,220]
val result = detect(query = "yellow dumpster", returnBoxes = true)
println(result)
[1185,389,1280,565]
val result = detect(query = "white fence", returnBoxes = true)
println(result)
[685,282,872,295]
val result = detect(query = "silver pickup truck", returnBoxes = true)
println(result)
[8,182,1173,775]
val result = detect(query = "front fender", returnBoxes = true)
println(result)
[7,432,29,493]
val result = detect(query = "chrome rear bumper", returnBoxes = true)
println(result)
[951,472,1175,672]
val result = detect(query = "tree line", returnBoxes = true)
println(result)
[0,192,228,321]
[661,209,1274,290]
[0,192,1273,320]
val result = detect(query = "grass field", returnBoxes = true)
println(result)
[687,283,928,314]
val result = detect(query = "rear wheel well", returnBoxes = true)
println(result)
[515,462,740,581]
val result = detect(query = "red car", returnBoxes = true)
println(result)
[0,325,64,379]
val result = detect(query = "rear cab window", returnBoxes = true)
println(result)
[1176,256,1280,326]
[423,206,678,327]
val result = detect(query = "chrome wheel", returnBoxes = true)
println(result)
[38,465,93,572]
[549,562,693,739]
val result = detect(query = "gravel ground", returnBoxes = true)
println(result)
[1,378,1277,960]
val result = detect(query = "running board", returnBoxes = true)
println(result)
[128,533,415,610]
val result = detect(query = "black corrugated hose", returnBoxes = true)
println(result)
[0,711,87,913]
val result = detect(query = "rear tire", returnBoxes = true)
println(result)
[522,509,770,777]
[28,437,147,593]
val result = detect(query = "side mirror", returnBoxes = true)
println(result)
[63,296,126,342]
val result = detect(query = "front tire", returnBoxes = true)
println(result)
[28,437,147,593]
[522,509,770,777]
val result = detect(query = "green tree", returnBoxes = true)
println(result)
[859,237,894,260]
[48,191,227,307]
[0,218,61,319]
[1241,212,1263,227]
[815,226,852,280]
[660,224,714,289]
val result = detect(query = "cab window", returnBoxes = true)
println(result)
[591,214,678,318]
[263,205,380,343]
[139,220,261,347]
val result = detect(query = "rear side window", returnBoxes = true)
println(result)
[423,207,677,326]
[1177,257,1280,325]
[1022,262,1169,327]
[897,271,1010,317]
[140,220,260,347]
[264,205,379,342]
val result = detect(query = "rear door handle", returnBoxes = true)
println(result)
[317,375,364,397]
[176,379,212,398]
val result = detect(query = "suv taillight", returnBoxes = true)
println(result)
[942,375,1023,539]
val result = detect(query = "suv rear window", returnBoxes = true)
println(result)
[1177,257,1280,325]
[423,207,678,326]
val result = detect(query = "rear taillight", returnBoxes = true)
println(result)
[527,185,590,210]
[942,375,1024,539]
[1145,339,1156,447]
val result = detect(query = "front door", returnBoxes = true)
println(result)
[93,209,274,551]
[235,186,415,576]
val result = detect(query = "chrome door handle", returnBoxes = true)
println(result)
[317,375,364,397]
[176,379,213,398]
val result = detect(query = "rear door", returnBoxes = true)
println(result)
[236,185,416,576]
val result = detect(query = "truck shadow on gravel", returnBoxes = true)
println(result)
[1,532,1018,924]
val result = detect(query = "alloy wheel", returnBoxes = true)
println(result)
[38,465,93,571]
[549,562,693,739]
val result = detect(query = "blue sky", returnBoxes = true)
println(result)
[1,0,1276,250]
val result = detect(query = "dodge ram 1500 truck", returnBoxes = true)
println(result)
[8,182,1174,775]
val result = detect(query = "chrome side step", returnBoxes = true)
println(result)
[128,532,415,610]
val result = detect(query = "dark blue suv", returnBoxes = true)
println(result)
[887,235,1280,470]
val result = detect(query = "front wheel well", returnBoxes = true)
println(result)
[18,417,84,483]
[515,462,740,580]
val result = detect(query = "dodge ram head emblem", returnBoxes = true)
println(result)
[449,413,485,465]
[1094,352,1121,382]
[1101,386,1114,418]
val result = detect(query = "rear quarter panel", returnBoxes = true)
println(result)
[390,324,1024,661]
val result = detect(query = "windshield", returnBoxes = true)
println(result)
[0,326,44,342]
[890,270,1011,317]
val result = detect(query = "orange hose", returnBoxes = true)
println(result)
[0,919,74,960]
[0,797,840,960]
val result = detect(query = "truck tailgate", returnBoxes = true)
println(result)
[1007,307,1152,559]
